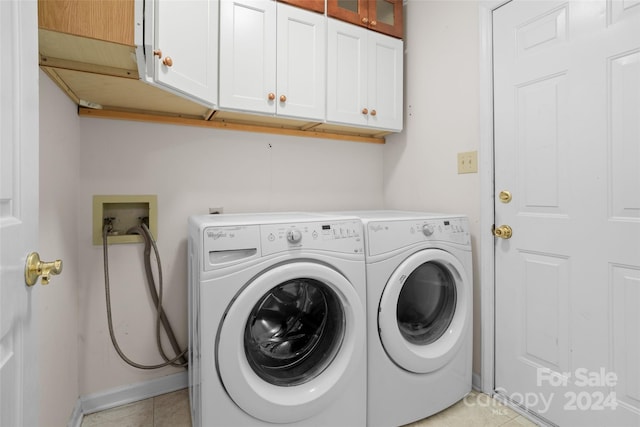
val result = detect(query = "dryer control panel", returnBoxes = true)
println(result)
[367,217,470,256]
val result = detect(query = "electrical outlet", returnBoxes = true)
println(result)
[209,207,224,214]
[457,151,478,174]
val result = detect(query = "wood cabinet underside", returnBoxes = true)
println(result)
[38,0,394,143]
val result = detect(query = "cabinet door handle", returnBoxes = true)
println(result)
[370,109,377,116]
[362,108,369,115]
[280,95,287,102]
[268,93,275,101]
[370,20,377,26]
[361,17,369,25]
[153,49,162,58]
[162,56,173,67]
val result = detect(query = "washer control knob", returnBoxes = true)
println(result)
[286,229,302,244]
[422,224,435,236]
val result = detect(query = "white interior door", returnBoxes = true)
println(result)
[0,0,39,425]
[494,1,640,425]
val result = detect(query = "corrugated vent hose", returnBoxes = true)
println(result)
[102,223,188,369]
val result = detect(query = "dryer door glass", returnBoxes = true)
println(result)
[244,278,345,386]
[396,262,457,345]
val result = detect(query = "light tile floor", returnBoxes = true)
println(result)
[81,389,191,427]
[405,390,539,427]
[81,389,539,427]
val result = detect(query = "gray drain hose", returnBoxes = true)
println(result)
[103,223,188,369]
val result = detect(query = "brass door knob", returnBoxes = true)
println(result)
[362,108,369,115]
[493,225,513,239]
[499,190,512,203]
[268,93,276,101]
[162,56,173,67]
[25,252,63,286]
[370,109,377,116]
[370,20,377,26]
[280,94,287,102]
[362,17,369,24]
[153,49,162,58]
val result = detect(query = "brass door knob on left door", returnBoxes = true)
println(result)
[162,56,173,67]
[493,225,513,239]
[25,252,63,286]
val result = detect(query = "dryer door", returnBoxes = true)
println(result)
[378,249,470,373]
[217,261,365,423]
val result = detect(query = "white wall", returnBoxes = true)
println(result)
[37,1,487,419]
[75,117,385,395]
[38,71,81,426]
[384,0,482,376]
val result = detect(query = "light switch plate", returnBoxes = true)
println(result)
[457,151,478,174]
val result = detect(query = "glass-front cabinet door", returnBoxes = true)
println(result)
[278,0,325,14]
[327,0,403,39]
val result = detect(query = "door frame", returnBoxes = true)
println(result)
[478,0,511,396]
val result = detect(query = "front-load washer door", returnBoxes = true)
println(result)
[378,249,470,374]
[217,261,365,423]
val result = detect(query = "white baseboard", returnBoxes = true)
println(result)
[67,371,188,427]
[67,399,83,427]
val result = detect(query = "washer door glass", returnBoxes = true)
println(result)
[217,261,365,424]
[397,262,456,345]
[244,278,344,386]
[378,249,470,374]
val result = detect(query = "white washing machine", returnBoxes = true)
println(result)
[342,211,473,427]
[188,212,367,427]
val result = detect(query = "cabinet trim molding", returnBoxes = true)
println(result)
[78,108,387,144]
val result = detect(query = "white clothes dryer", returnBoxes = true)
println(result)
[188,213,367,427]
[341,211,473,427]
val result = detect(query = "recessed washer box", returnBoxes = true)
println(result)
[93,195,158,245]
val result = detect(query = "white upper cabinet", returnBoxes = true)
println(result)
[219,0,276,113]
[366,29,403,131]
[327,19,368,128]
[276,3,326,120]
[327,18,403,131]
[220,0,326,121]
[150,0,219,107]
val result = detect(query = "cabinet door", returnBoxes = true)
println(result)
[367,0,403,39]
[154,0,218,106]
[220,0,277,113]
[327,19,369,127]
[367,31,403,131]
[327,0,403,39]
[278,0,325,14]
[327,0,366,28]
[276,3,326,121]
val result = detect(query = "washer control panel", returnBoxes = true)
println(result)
[261,220,364,256]
[367,217,470,256]
[203,220,364,270]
